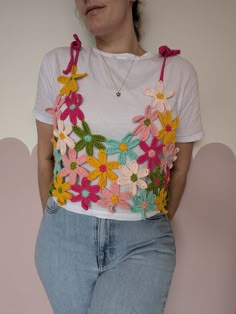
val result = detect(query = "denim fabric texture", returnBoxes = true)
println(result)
[35,197,176,314]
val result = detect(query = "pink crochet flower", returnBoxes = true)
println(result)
[97,182,132,213]
[132,105,158,141]
[46,95,65,127]
[137,137,164,171]
[60,148,88,185]
[145,80,175,112]
[161,144,179,173]
[71,177,100,210]
[60,92,84,125]
[53,120,74,155]
[118,161,149,195]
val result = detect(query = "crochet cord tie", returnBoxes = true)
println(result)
[63,34,82,75]
[159,45,181,82]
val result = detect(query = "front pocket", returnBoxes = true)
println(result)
[44,198,61,214]
[146,212,166,220]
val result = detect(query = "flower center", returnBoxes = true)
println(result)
[144,118,151,126]
[58,187,63,194]
[111,195,119,204]
[148,149,156,158]
[141,201,148,209]
[119,143,128,152]
[99,164,107,172]
[165,124,172,132]
[131,173,138,182]
[82,189,89,198]
[166,155,172,162]
[69,104,76,110]
[84,135,92,142]
[156,92,165,100]
[70,162,77,170]
[59,132,65,140]
[154,178,160,185]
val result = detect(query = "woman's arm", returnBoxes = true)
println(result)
[36,120,54,211]
[167,142,193,221]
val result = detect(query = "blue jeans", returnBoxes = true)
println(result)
[35,198,176,314]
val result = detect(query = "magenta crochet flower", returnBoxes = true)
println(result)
[132,105,159,141]
[161,144,179,173]
[60,92,84,125]
[97,182,132,213]
[137,137,164,171]
[145,80,175,112]
[60,148,88,185]
[46,95,65,127]
[71,177,100,210]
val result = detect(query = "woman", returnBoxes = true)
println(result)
[34,1,203,313]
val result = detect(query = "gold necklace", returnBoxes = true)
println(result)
[100,53,136,97]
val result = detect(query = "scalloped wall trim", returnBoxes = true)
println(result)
[0,138,235,314]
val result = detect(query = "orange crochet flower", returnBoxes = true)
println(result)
[57,65,87,96]
[87,150,120,188]
[155,188,168,214]
[158,111,179,144]
[52,174,72,206]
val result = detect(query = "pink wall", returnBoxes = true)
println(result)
[0,138,235,314]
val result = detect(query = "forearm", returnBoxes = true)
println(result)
[167,169,188,220]
[38,159,54,210]
[166,142,194,221]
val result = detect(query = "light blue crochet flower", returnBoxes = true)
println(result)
[53,148,62,177]
[106,132,139,165]
[131,190,156,219]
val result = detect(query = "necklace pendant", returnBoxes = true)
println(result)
[116,92,121,97]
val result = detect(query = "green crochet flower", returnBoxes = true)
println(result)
[106,132,139,165]
[73,121,106,156]
[131,190,156,219]
[147,166,166,195]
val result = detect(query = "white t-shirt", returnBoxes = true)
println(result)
[33,44,203,220]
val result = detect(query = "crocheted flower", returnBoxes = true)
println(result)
[145,81,175,112]
[161,144,179,173]
[137,137,164,171]
[97,182,132,213]
[60,92,84,125]
[51,174,72,206]
[158,111,179,144]
[53,148,62,177]
[118,161,149,195]
[132,105,159,141]
[106,133,139,165]
[53,120,75,155]
[131,190,156,219]
[60,148,88,185]
[58,65,87,96]
[71,177,100,210]
[73,121,106,156]
[155,188,168,214]
[147,167,166,195]
[87,150,120,188]
[46,95,65,127]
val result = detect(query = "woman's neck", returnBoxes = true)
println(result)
[95,31,146,56]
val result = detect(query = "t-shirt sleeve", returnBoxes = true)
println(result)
[32,54,55,125]
[175,64,204,142]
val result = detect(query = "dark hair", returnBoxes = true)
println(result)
[132,0,141,41]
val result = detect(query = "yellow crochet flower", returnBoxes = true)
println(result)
[57,65,87,96]
[155,188,168,214]
[158,111,179,144]
[87,150,120,188]
[52,174,72,206]
[51,136,57,149]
